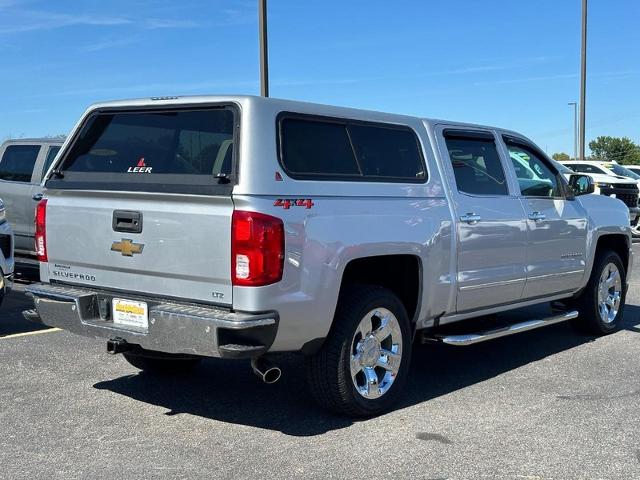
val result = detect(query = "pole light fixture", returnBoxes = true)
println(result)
[568,102,578,160]
[259,0,269,97]
[578,0,587,160]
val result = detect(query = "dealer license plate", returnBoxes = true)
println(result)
[112,298,149,331]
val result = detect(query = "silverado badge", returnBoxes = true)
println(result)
[111,239,144,257]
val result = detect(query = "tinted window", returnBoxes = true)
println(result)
[508,145,561,197]
[445,136,508,195]
[349,124,425,179]
[280,119,360,176]
[62,109,235,176]
[572,163,605,174]
[42,146,61,179]
[0,145,40,182]
[279,116,426,181]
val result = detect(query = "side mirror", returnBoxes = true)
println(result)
[569,174,595,195]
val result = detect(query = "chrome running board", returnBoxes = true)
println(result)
[427,311,579,347]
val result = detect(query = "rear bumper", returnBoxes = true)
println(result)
[24,283,278,359]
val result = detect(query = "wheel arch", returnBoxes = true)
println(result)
[593,233,631,279]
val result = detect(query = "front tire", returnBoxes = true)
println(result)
[305,285,412,417]
[571,250,626,335]
[123,348,202,374]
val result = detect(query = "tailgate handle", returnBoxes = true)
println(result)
[113,210,143,234]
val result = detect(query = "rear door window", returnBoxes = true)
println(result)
[0,144,41,182]
[279,115,426,182]
[444,134,508,196]
[50,107,237,194]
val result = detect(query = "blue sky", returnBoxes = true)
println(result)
[0,0,638,155]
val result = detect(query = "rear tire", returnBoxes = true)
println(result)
[123,348,202,374]
[305,285,412,417]
[570,250,626,335]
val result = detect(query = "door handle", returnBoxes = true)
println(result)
[113,210,143,234]
[528,211,546,222]
[460,213,482,224]
[32,193,43,201]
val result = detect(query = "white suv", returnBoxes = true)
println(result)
[562,160,640,236]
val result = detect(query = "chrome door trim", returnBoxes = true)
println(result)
[458,277,526,291]
[526,270,585,282]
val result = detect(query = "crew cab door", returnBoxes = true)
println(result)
[502,136,588,298]
[438,128,527,313]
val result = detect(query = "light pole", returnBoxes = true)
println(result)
[568,102,578,160]
[258,0,269,97]
[578,0,587,160]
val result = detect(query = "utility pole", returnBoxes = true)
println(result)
[578,0,587,160]
[568,102,578,160]
[258,0,269,97]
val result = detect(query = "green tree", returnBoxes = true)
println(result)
[552,152,571,161]
[588,136,640,165]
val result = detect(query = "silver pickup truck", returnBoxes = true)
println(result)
[0,138,64,274]
[25,96,632,416]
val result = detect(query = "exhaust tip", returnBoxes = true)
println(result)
[262,366,282,384]
[251,357,281,384]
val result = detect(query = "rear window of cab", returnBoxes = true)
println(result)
[47,106,238,195]
[278,114,427,182]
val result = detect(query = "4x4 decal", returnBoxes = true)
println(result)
[273,198,314,209]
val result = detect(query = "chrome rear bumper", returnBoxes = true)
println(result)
[24,283,278,359]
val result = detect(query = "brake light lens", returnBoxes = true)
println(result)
[231,210,284,286]
[35,199,48,262]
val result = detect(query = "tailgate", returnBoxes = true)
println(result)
[43,190,233,305]
[40,105,239,306]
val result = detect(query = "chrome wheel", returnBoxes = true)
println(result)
[597,263,622,324]
[349,308,402,399]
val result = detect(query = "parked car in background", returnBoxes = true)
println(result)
[24,95,633,416]
[0,199,14,307]
[0,138,64,276]
[561,160,640,237]
[562,160,640,184]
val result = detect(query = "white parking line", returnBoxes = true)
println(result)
[0,328,61,340]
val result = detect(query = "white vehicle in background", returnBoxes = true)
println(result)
[562,160,640,185]
[561,160,640,237]
[0,199,15,307]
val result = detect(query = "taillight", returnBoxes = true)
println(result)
[231,210,284,286]
[35,199,48,262]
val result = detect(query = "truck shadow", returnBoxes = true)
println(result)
[94,304,640,437]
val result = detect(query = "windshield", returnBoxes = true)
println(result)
[606,163,640,180]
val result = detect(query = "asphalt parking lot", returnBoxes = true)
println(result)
[1,249,640,480]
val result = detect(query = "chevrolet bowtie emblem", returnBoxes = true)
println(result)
[111,239,144,257]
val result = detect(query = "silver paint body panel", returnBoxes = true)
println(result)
[0,139,63,255]
[32,95,632,354]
